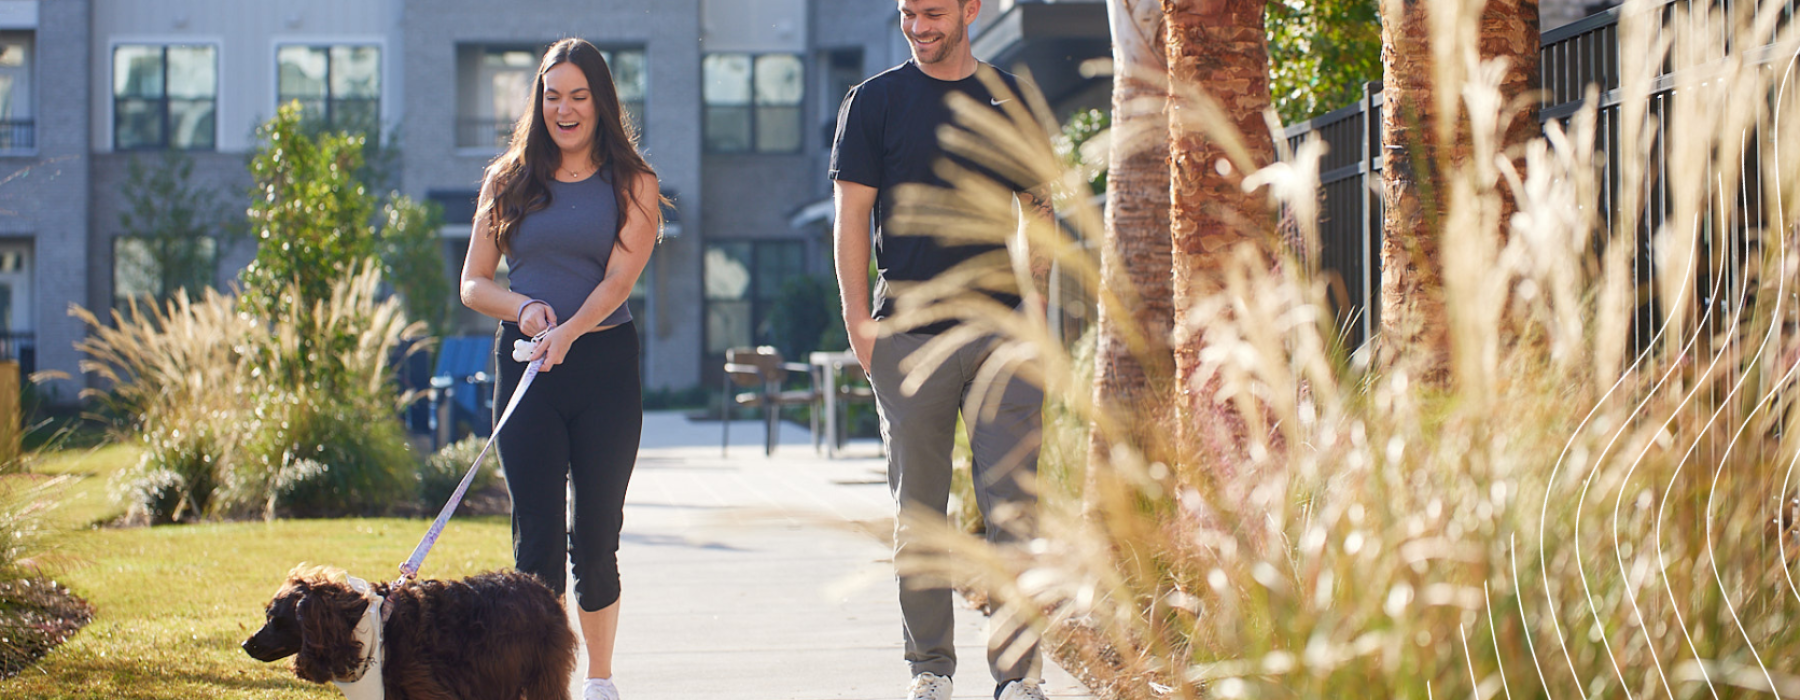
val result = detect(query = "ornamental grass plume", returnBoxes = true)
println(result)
[73,263,427,521]
[882,0,1800,696]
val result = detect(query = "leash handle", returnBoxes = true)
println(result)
[398,355,544,583]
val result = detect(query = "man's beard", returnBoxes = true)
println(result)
[909,24,965,65]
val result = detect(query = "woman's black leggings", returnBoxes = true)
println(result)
[494,321,641,612]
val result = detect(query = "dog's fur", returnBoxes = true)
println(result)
[243,565,576,700]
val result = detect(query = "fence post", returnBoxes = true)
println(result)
[0,360,19,469]
[1360,80,1383,347]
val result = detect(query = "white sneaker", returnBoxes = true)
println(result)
[582,678,620,700]
[997,679,1048,700]
[906,672,954,700]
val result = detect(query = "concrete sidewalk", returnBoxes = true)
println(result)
[565,411,1093,700]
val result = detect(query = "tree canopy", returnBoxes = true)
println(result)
[1266,0,1382,123]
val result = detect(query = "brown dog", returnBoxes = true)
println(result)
[243,565,576,700]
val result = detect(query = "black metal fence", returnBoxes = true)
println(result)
[1280,4,1739,350]
[1283,85,1384,347]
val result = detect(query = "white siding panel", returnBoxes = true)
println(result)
[701,0,806,53]
[0,0,36,29]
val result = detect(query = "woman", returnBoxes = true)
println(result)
[460,38,661,700]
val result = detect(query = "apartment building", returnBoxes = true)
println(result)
[1,0,1111,402]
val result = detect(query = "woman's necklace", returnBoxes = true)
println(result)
[561,162,593,181]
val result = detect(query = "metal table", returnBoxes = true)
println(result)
[809,350,861,458]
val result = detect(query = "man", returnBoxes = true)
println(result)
[829,1,1053,699]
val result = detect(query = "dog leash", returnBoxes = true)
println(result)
[395,330,550,586]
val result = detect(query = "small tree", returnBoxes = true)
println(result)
[116,152,231,306]
[766,275,835,362]
[240,102,377,326]
[376,194,450,337]
[229,104,425,518]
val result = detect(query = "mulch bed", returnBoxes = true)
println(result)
[0,576,94,679]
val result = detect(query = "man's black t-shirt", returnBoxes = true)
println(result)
[830,60,1033,334]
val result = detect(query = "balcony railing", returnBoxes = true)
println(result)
[0,120,34,151]
[456,118,513,149]
[0,332,35,376]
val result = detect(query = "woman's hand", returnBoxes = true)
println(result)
[529,322,579,371]
[520,302,559,337]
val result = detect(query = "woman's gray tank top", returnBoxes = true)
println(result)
[505,173,632,327]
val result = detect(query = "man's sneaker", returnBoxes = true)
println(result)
[997,679,1048,700]
[907,672,954,700]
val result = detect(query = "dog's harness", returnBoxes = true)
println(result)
[332,576,386,700]
[394,333,549,589]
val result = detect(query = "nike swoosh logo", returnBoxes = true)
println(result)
[990,98,1010,106]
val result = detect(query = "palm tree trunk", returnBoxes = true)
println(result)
[1089,0,1175,479]
[1378,0,1539,377]
[1164,0,1277,467]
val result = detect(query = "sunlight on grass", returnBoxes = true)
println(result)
[0,516,513,699]
[24,444,141,530]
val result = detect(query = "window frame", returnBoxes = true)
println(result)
[111,233,220,310]
[274,42,383,138]
[703,51,805,154]
[110,41,220,152]
[0,31,34,152]
[702,239,807,356]
[455,43,649,150]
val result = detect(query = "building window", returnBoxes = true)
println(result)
[703,53,803,153]
[608,49,648,141]
[704,240,805,355]
[113,235,217,309]
[819,48,863,150]
[277,45,381,137]
[114,44,217,150]
[0,32,33,150]
[457,45,647,149]
[0,243,33,374]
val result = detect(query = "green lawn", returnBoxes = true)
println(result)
[2,446,516,699]
[29,443,141,529]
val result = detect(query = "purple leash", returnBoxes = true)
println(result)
[397,353,545,585]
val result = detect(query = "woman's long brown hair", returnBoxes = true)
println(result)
[478,38,664,256]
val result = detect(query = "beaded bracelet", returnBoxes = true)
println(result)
[516,298,548,323]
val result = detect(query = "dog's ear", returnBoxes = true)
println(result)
[292,580,369,683]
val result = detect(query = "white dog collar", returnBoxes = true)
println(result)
[331,576,385,700]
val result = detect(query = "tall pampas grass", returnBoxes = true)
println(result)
[882,0,1800,696]
[73,263,427,521]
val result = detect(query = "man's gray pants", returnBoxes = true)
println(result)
[869,330,1043,683]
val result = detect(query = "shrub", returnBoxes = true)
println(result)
[245,389,418,518]
[642,385,712,411]
[234,264,426,518]
[420,435,502,511]
[74,290,251,523]
[121,413,226,524]
[766,275,837,363]
[75,266,425,520]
